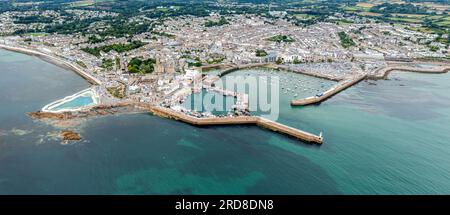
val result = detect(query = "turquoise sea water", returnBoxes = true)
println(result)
[1,49,450,194]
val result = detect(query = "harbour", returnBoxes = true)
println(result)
[291,74,367,106]
[2,0,450,197]
[4,44,450,147]
[2,49,450,194]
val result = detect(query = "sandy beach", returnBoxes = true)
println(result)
[0,44,102,85]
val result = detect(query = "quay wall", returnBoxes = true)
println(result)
[291,74,366,106]
[256,117,323,143]
[217,63,270,77]
[0,44,102,85]
[201,63,235,71]
[217,63,341,81]
[265,64,343,81]
[377,65,450,79]
[149,106,323,144]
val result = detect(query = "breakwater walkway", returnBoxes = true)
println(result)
[291,63,450,106]
[217,63,270,77]
[265,64,343,81]
[0,44,102,85]
[373,64,450,79]
[149,106,323,144]
[216,63,343,81]
[200,63,235,71]
[291,74,366,106]
[213,62,364,107]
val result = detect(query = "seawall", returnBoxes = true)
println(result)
[201,63,235,71]
[149,106,323,144]
[217,63,271,77]
[265,64,343,81]
[216,63,342,81]
[291,74,366,106]
[375,65,450,79]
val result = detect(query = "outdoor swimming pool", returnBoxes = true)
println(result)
[42,88,98,112]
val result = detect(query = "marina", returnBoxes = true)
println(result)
[3,53,450,194]
[2,26,450,194]
[2,0,450,196]
[181,88,238,116]
[291,74,367,106]
[8,44,449,147]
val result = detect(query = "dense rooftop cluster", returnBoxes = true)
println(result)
[0,0,449,110]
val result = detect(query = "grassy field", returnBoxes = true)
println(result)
[412,2,450,12]
[436,20,450,28]
[25,32,49,37]
[344,6,370,12]
[343,1,376,12]
[347,0,450,33]
[358,11,383,17]
[293,13,315,20]
[68,0,95,7]
[356,2,375,9]
[388,17,423,24]
[392,13,427,18]
[67,0,115,8]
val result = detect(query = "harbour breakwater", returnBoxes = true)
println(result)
[290,63,450,106]
[374,64,450,79]
[265,64,343,81]
[291,74,367,106]
[217,63,270,77]
[200,63,235,71]
[214,62,364,107]
[216,63,343,81]
[149,106,323,144]
[0,44,102,85]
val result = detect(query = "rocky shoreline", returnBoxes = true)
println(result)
[60,130,81,141]
[27,102,145,120]
[27,102,152,143]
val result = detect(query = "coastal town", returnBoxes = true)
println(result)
[4,0,450,199]
[1,0,450,143]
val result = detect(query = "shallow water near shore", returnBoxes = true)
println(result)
[1,49,450,194]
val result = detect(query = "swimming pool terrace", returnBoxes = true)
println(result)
[42,88,99,113]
